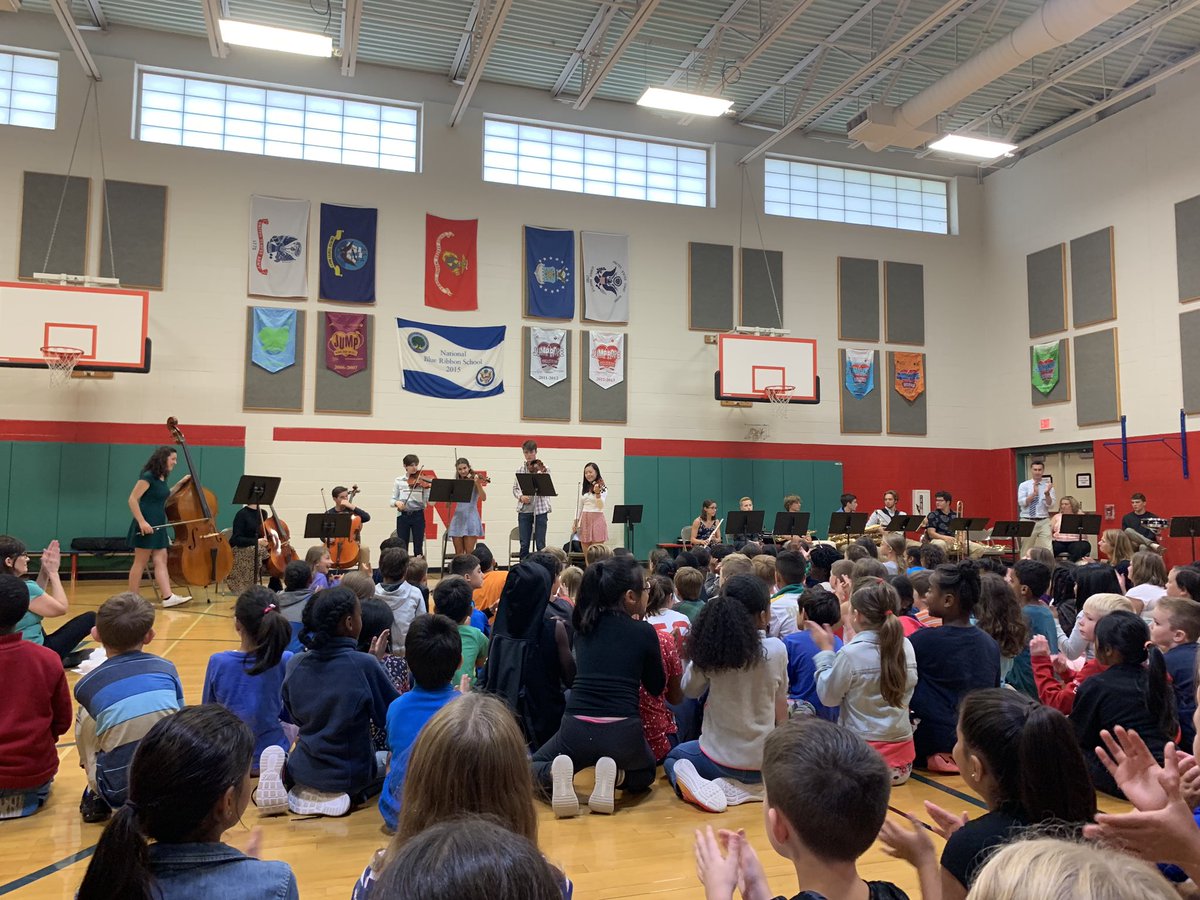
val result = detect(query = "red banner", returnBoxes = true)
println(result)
[325,312,367,377]
[424,214,478,311]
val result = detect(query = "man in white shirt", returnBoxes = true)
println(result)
[1017,461,1055,553]
[865,490,906,530]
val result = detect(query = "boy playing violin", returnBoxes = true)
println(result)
[513,440,551,561]
[392,456,431,557]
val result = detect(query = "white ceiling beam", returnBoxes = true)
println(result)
[449,0,514,126]
[553,4,622,97]
[572,0,663,110]
[81,0,106,29]
[201,0,229,59]
[450,1,481,82]
[48,0,101,80]
[340,0,363,76]
[662,0,754,88]
[711,0,816,92]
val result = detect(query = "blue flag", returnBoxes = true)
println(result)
[524,226,574,319]
[320,203,377,302]
[397,318,505,400]
[844,349,874,399]
[251,307,297,373]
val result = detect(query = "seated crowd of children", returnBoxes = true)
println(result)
[7,527,1200,899]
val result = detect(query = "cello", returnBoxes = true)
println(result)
[164,417,234,589]
[328,484,363,568]
[262,502,298,578]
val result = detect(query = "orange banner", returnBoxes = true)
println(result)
[894,352,925,402]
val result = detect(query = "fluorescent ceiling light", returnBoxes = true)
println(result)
[928,134,1017,160]
[637,87,733,117]
[218,19,333,57]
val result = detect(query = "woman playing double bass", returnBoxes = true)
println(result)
[126,447,190,608]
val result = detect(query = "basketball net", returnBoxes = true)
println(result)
[41,346,83,386]
[763,384,795,419]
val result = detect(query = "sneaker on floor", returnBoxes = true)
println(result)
[674,760,727,813]
[715,778,764,806]
[891,763,914,786]
[925,752,959,774]
[588,756,617,815]
[287,786,350,817]
[254,746,288,816]
[550,755,580,818]
[79,788,112,824]
[162,594,191,608]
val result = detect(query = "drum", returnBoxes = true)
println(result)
[1142,517,1170,531]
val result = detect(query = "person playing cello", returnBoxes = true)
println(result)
[327,485,372,568]
[126,446,190,608]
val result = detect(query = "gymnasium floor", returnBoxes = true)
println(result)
[0,581,1131,899]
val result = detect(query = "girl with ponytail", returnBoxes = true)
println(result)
[202,586,294,773]
[1070,610,1179,798]
[77,705,298,900]
[809,580,918,784]
[909,560,1002,773]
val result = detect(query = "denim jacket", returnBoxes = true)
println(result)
[813,629,917,743]
[147,842,298,899]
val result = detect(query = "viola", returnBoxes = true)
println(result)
[262,503,298,578]
[328,484,363,568]
[164,417,233,589]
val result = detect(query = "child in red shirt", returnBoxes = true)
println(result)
[638,577,684,763]
[0,574,72,818]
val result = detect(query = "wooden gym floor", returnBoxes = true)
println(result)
[0,581,1131,899]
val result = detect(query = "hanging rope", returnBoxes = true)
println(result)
[43,80,95,273]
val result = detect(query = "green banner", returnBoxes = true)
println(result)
[1032,341,1060,394]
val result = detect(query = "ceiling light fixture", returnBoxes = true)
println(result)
[218,19,334,57]
[928,134,1018,160]
[637,87,733,117]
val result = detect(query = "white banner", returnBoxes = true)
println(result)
[396,318,505,400]
[589,332,624,389]
[530,327,567,387]
[582,231,630,323]
[249,196,310,298]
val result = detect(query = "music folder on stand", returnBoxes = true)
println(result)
[991,520,1035,561]
[232,475,282,590]
[515,472,557,503]
[947,517,990,556]
[430,478,475,504]
[304,512,352,542]
[883,515,917,532]
[828,512,869,544]
[772,511,810,542]
[726,510,766,545]
[612,505,643,553]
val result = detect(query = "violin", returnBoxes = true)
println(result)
[407,473,434,489]
[467,468,491,486]
[164,417,233,589]
[262,502,298,579]
[527,459,547,474]
[329,484,363,568]
[592,479,606,495]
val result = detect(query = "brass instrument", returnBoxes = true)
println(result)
[952,499,965,555]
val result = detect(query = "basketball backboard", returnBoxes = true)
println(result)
[0,281,151,372]
[716,333,819,404]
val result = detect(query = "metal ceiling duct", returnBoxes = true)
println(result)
[849,0,1143,151]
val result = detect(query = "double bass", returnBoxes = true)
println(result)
[262,502,298,578]
[164,417,233,589]
[328,484,363,568]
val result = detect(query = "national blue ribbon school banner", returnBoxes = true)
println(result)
[320,203,377,303]
[396,318,505,399]
[251,307,297,373]
[524,226,575,319]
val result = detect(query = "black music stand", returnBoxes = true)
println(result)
[828,512,869,544]
[991,520,1035,562]
[515,472,557,503]
[232,475,281,592]
[948,517,990,555]
[430,478,475,504]
[772,511,811,542]
[883,514,917,532]
[612,505,643,553]
[1170,517,1200,561]
[726,511,766,545]
[304,512,352,542]
[1060,514,1102,537]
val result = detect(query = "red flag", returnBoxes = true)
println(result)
[425,214,478,310]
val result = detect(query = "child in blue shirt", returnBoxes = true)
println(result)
[783,588,843,720]
[1150,597,1200,750]
[378,613,463,832]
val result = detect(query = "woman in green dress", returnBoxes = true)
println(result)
[127,446,190,608]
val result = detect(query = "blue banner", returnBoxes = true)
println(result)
[844,348,874,399]
[320,203,377,302]
[397,317,505,400]
[251,307,297,373]
[524,226,574,319]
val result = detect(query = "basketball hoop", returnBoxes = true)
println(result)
[41,346,84,386]
[763,384,795,418]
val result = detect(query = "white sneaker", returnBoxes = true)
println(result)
[673,759,727,813]
[550,755,580,818]
[254,746,288,817]
[715,778,764,805]
[588,756,617,815]
[287,786,351,817]
[162,594,191,608]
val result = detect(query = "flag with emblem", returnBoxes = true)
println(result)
[844,349,875,399]
[582,231,630,323]
[425,214,478,311]
[319,203,377,303]
[251,307,297,372]
[325,312,368,377]
[248,196,309,298]
[894,351,925,402]
[396,317,505,399]
[530,327,567,387]
[524,226,575,319]
[588,332,624,389]
[1031,341,1060,394]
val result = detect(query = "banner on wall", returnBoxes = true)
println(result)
[1032,341,1060,394]
[582,231,629,323]
[248,196,309,298]
[589,332,624,390]
[530,327,567,387]
[396,317,505,399]
[524,225,574,319]
[894,352,925,402]
[251,307,297,373]
[320,203,377,303]
[844,349,875,399]
[425,214,478,311]
[325,312,368,378]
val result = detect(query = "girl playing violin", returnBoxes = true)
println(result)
[449,457,487,555]
[574,463,608,553]
[392,454,431,558]
[127,446,190,608]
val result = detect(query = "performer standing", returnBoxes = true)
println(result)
[126,446,190,608]
[228,503,268,595]
[513,440,551,560]
[573,463,608,552]
[1017,461,1055,553]
[392,455,430,557]
[449,457,487,555]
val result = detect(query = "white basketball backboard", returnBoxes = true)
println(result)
[717,333,818,402]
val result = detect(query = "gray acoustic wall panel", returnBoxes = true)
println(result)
[1181,311,1200,414]
[99,180,168,290]
[19,172,90,278]
[688,242,734,331]
[521,327,571,422]
[887,352,927,435]
[884,261,924,345]
[839,348,882,434]
[314,313,373,414]
[1177,195,1200,303]
[1027,244,1067,337]
[1073,328,1120,427]
[838,257,880,341]
[244,308,305,412]
[1070,227,1116,327]
[740,247,784,329]
[580,330,627,423]
[1031,339,1070,406]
